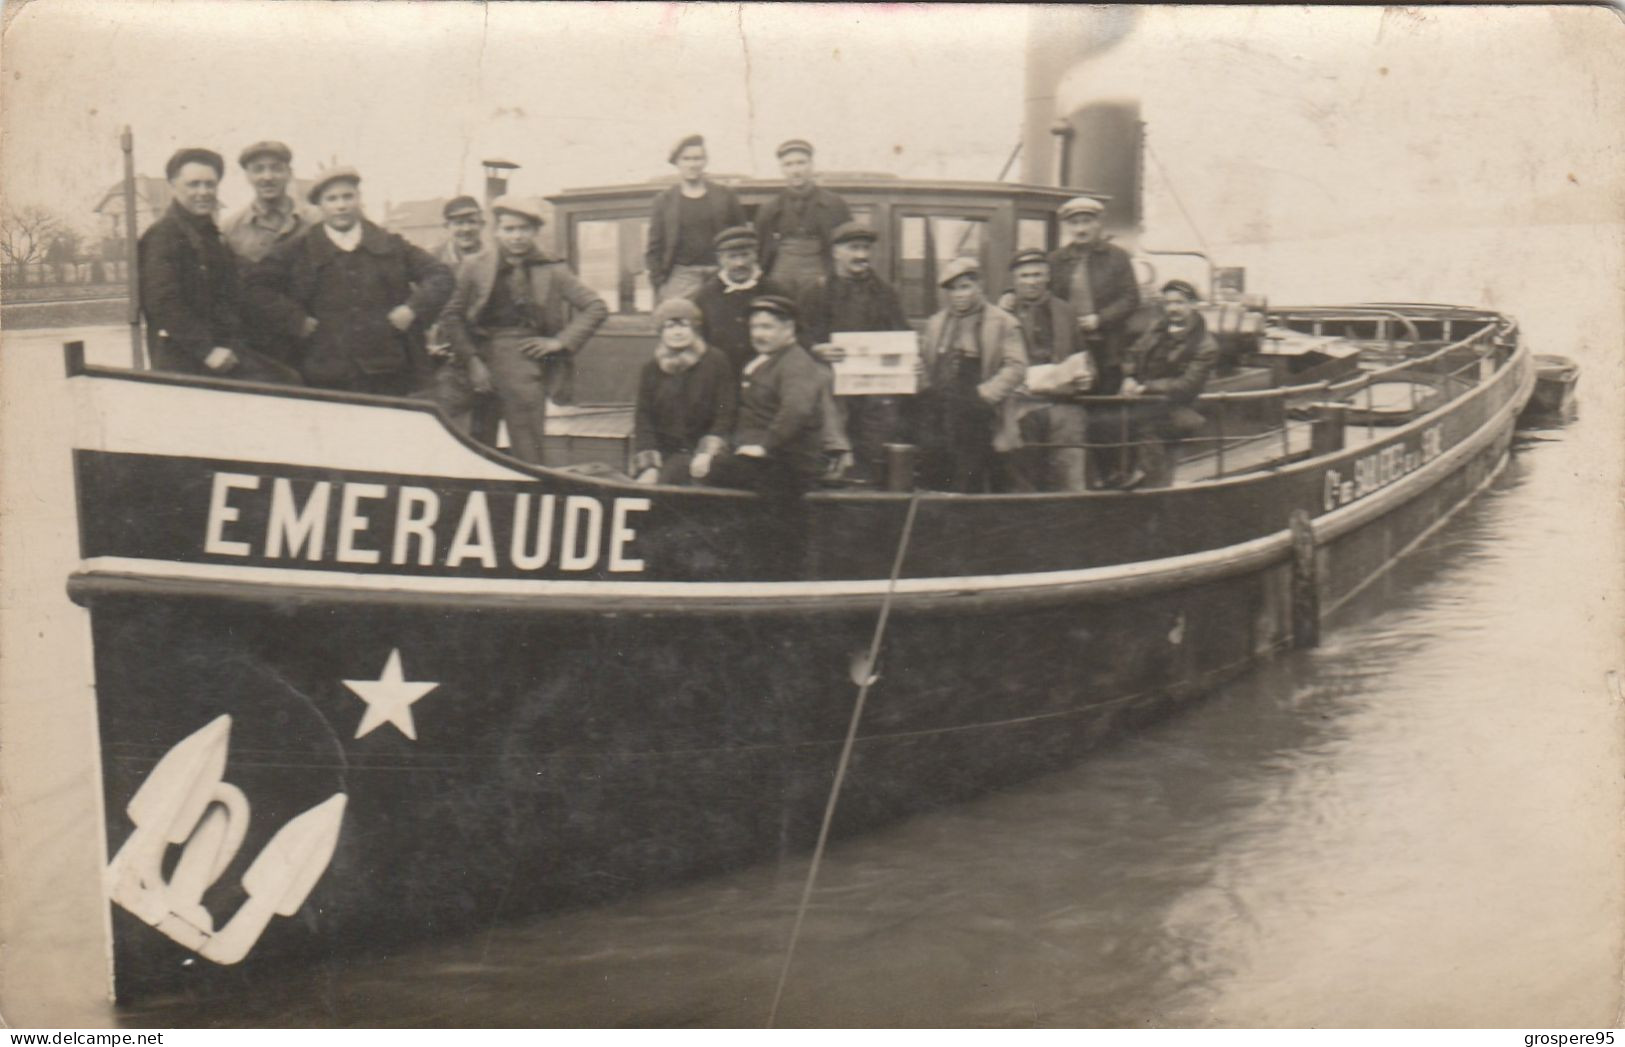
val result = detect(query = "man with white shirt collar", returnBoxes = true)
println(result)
[243,166,453,394]
[688,226,795,374]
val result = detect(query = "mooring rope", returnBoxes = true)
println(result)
[766,491,923,1028]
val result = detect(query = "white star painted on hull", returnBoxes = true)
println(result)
[343,649,440,741]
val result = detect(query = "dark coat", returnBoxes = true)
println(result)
[753,185,852,273]
[689,273,795,374]
[920,303,1029,452]
[997,290,1084,366]
[733,343,832,479]
[138,202,245,370]
[632,346,738,457]
[1127,310,1220,404]
[796,271,910,346]
[244,221,452,386]
[1047,239,1141,368]
[439,247,609,405]
[644,181,746,288]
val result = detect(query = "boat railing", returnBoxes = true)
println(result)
[1026,316,1509,484]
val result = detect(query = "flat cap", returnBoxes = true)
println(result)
[1057,196,1106,220]
[749,294,798,321]
[653,297,702,326]
[712,225,758,253]
[489,194,547,227]
[442,195,483,220]
[1009,247,1050,270]
[1160,279,1202,301]
[775,138,814,160]
[668,133,705,165]
[307,165,361,203]
[937,255,982,288]
[830,221,878,247]
[238,140,292,167]
[165,147,224,181]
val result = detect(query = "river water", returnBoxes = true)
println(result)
[112,346,1622,1027]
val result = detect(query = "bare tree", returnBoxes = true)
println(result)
[1,203,65,266]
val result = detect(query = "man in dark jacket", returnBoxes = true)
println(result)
[138,147,301,383]
[800,221,912,484]
[439,195,609,465]
[688,226,793,374]
[424,195,500,445]
[244,166,452,396]
[1121,279,1220,488]
[645,134,746,303]
[753,139,852,300]
[706,295,831,498]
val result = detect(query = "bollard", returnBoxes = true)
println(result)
[1310,402,1347,457]
[883,443,917,492]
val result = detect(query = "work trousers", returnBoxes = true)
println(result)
[484,330,554,465]
[838,395,905,484]
[1000,399,1089,492]
[918,356,994,493]
[425,358,502,445]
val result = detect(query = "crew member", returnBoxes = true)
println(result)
[631,298,738,486]
[138,147,301,383]
[221,141,321,265]
[645,134,746,303]
[1120,279,1220,488]
[801,221,912,484]
[997,247,1093,491]
[1049,196,1140,485]
[917,257,1027,493]
[439,195,609,465]
[244,166,452,395]
[425,195,500,444]
[706,295,832,498]
[689,225,792,374]
[753,139,852,300]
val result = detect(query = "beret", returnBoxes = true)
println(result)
[830,221,878,247]
[165,148,224,181]
[238,140,292,167]
[712,225,758,253]
[668,134,705,165]
[442,195,482,220]
[489,194,547,227]
[937,255,982,288]
[775,138,814,159]
[653,297,702,326]
[749,294,798,320]
[1008,247,1050,270]
[1057,196,1106,220]
[307,165,361,204]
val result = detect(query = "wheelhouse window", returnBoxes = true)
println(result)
[573,215,653,315]
[1017,215,1050,253]
[896,213,990,316]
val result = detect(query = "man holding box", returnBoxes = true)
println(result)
[998,247,1094,491]
[801,221,912,484]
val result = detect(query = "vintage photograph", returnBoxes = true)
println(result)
[1,0,1621,1029]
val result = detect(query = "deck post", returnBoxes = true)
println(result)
[1309,402,1346,456]
[1289,508,1320,649]
[883,443,917,492]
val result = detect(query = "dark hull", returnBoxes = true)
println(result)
[66,335,1531,1001]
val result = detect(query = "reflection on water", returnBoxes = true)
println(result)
[123,391,1623,1028]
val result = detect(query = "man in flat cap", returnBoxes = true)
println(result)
[916,257,1028,493]
[1050,195,1140,484]
[424,195,500,444]
[439,195,609,465]
[138,147,301,383]
[706,294,832,499]
[799,221,911,484]
[646,134,745,304]
[996,247,1094,491]
[244,166,452,396]
[753,139,852,301]
[221,141,321,266]
[1119,279,1219,488]
[689,225,794,375]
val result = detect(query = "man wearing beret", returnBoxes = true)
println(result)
[706,295,832,498]
[221,141,321,265]
[423,195,500,444]
[645,134,745,304]
[439,195,609,465]
[996,247,1093,491]
[138,147,301,383]
[753,139,852,301]
[243,166,452,396]
[1119,279,1220,488]
[799,221,911,484]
